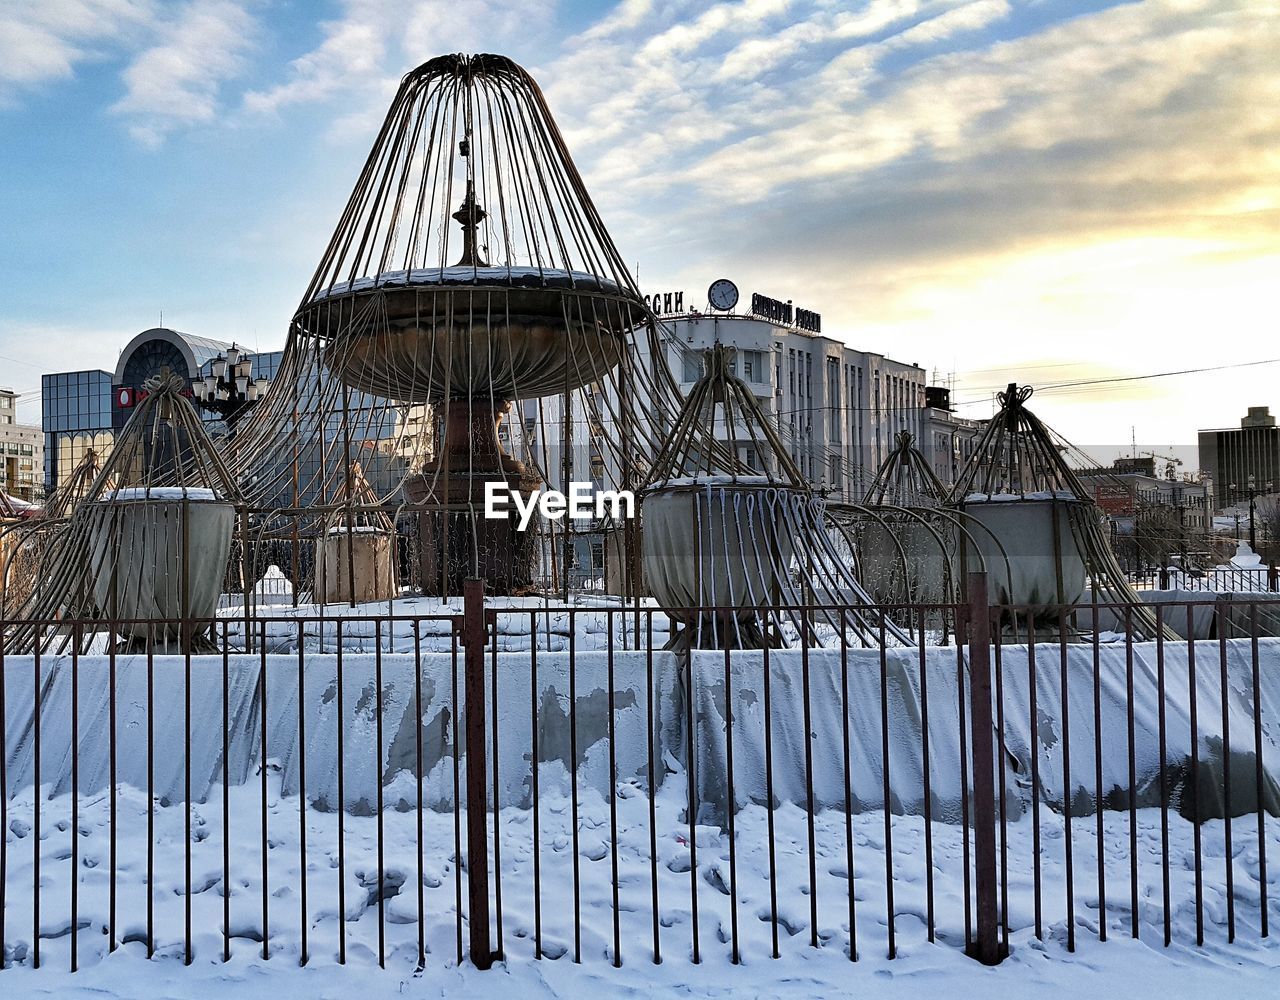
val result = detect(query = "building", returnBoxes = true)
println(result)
[919,386,986,491]
[625,284,927,501]
[1074,456,1212,570]
[41,327,412,506]
[0,387,43,502]
[42,327,281,496]
[1198,406,1280,510]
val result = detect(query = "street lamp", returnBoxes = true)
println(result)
[1245,474,1274,552]
[192,343,270,425]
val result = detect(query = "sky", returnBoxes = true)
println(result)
[0,0,1276,462]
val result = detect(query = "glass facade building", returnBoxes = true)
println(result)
[41,369,115,494]
[42,327,406,503]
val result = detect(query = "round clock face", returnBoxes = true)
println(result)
[708,278,739,311]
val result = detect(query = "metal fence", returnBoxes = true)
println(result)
[1129,566,1278,593]
[1,577,1277,973]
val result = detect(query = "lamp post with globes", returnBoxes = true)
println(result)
[191,343,270,428]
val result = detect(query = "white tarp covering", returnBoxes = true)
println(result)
[5,640,1280,820]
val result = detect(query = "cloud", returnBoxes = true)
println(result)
[242,0,557,120]
[0,0,153,102]
[110,0,256,146]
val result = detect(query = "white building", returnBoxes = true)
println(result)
[633,291,926,501]
[1,387,44,503]
[919,386,986,491]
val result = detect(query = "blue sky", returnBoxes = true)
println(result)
[0,0,1276,455]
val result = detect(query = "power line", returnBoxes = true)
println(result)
[951,357,1280,407]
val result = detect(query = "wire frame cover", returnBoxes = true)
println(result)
[220,53,685,605]
[864,430,947,507]
[640,345,908,648]
[949,382,1170,638]
[6,369,245,652]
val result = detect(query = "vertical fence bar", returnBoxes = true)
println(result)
[109,629,118,955]
[259,619,269,960]
[1187,606,1203,946]
[610,614,624,966]
[1058,614,1074,953]
[1218,606,1234,943]
[570,610,583,964]
[297,622,308,967]
[0,626,6,968]
[1027,618,1041,942]
[71,626,80,972]
[221,620,230,963]
[878,619,894,959]
[842,626,857,960]
[451,622,463,966]
[993,621,1010,953]
[1125,605,1139,938]
[336,620,347,966]
[414,619,426,970]
[1251,603,1268,938]
[489,611,503,961]
[646,612,661,965]
[146,633,155,959]
[1091,600,1106,942]
[763,629,779,960]
[462,579,493,970]
[917,608,935,943]
[32,626,40,969]
[375,619,386,968]
[966,574,1001,965]
[1156,605,1171,947]
[530,612,543,961]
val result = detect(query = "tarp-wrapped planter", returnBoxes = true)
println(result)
[314,462,399,604]
[642,475,800,647]
[3,369,246,654]
[639,344,905,650]
[948,383,1167,638]
[86,486,234,651]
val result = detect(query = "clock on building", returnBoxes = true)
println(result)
[707,278,738,312]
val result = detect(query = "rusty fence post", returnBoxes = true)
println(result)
[463,578,493,969]
[965,572,1002,964]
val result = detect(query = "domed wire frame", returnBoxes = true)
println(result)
[640,344,908,649]
[221,53,688,600]
[949,383,1170,639]
[821,431,964,643]
[7,369,249,654]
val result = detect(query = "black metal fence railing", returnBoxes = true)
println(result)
[1,577,1277,974]
[1128,566,1279,593]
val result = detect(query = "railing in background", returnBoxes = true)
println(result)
[1129,565,1279,593]
[1,579,1277,975]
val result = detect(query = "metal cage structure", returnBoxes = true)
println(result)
[949,383,1169,638]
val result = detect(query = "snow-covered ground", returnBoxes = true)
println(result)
[2,764,1277,997]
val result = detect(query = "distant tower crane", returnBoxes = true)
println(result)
[1143,451,1184,482]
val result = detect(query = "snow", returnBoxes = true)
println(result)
[963,491,1081,503]
[100,487,222,502]
[309,266,625,303]
[1,774,1277,997]
[645,475,782,489]
[1231,542,1265,568]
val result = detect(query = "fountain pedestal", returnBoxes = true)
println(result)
[404,399,540,596]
